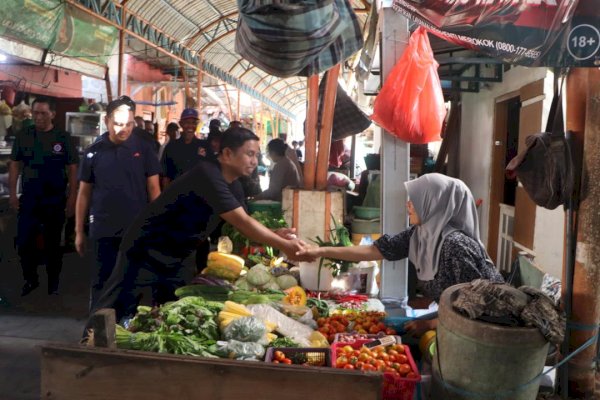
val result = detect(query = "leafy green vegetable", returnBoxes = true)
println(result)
[312,217,354,279]
[268,337,300,348]
[222,210,287,255]
[120,296,222,357]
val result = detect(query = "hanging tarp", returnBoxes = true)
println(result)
[0,0,62,49]
[235,0,364,77]
[52,5,118,65]
[0,0,117,65]
[392,0,600,67]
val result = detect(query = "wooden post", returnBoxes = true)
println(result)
[237,89,241,121]
[196,63,203,116]
[223,84,233,121]
[181,66,191,108]
[105,68,113,102]
[315,64,341,191]
[304,74,319,190]
[567,67,600,398]
[89,309,116,349]
[117,5,127,97]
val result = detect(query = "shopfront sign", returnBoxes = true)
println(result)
[392,0,600,67]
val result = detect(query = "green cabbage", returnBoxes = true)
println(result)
[276,275,298,290]
[246,264,271,286]
[234,277,254,291]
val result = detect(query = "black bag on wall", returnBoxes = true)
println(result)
[505,88,573,210]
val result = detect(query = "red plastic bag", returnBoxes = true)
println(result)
[371,27,446,144]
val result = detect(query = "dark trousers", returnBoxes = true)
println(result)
[90,245,187,322]
[17,197,65,291]
[90,237,122,312]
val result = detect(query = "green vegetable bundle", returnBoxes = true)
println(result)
[120,296,222,357]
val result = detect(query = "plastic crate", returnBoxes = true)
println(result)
[265,347,331,367]
[334,332,401,344]
[331,339,421,400]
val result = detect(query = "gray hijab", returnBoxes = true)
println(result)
[405,173,486,281]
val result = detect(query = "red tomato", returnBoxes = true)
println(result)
[348,356,359,365]
[355,361,365,369]
[343,364,355,370]
[394,344,406,354]
[342,345,355,354]
[398,364,412,375]
[274,351,286,362]
[388,349,399,356]
[406,372,419,379]
[397,354,408,364]
[282,358,292,365]
[336,356,348,368]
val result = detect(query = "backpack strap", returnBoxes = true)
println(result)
[547,75,566,140]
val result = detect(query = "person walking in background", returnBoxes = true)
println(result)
[134,116,145,130]
[8,96,79,296]
[203,118,222,161]
[292,140,302,161]
[75,96,161,311]
[160,109,204,189]
[158,122,179,165]
[254,138,301,202]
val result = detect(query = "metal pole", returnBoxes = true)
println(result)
[117,5,127,96]
[196,57,203,116]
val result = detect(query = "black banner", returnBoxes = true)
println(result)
[392,0,600,67]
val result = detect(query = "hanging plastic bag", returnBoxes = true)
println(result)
[371,27,446,144]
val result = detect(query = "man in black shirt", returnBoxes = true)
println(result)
[75,96,161,311]
[9,96,79,295]
[160,108,204,188]
[91,127,310,321]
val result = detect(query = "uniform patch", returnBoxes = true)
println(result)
[52,142,64,154]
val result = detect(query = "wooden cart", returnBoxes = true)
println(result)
[40,310,383,399]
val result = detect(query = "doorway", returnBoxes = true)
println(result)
[488,95,520,267]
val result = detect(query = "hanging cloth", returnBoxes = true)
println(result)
[235,0,364,78]
[317,70,372,140]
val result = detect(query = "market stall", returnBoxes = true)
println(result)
[41,228,422,400]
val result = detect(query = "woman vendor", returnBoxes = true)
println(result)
[296,173,504,336]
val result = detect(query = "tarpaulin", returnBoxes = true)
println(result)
[392,0,600,67]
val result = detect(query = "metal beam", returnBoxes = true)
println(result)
[196,29,236,55]
[67,0,294,118]
[185,12,238,48]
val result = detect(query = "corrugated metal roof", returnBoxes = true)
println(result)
[118,0,371,117]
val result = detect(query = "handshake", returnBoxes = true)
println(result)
[274,228,321,262]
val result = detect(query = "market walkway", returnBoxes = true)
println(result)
[0,251,90,400]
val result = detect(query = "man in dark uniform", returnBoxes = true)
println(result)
[90,127,311,322]
[74,96,161,310]
[160,108,205,188]
[8,96,79,296]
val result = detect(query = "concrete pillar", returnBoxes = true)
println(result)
[568,67,600,397]
[379,2,410,298]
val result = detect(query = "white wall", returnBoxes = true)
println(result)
[460,66,564,277]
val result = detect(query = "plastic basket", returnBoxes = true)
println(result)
[334,332,399,343]
[265,347,331,367]
[331,339,421,400]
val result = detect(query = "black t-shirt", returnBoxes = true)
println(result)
[78,132,162,239]
[121,159,245,258]
[10,125,78,201]
[161,137,205,181]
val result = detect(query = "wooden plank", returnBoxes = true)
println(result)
[513,186,536,251]
[315,64,341,190]
[41,344,382,400]
[304,74,319,190]
[89,309,116,349]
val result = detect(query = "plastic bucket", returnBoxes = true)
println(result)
[298,260,334,291]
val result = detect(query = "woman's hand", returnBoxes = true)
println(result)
[295,245,321,262]
[404,319,438,337]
